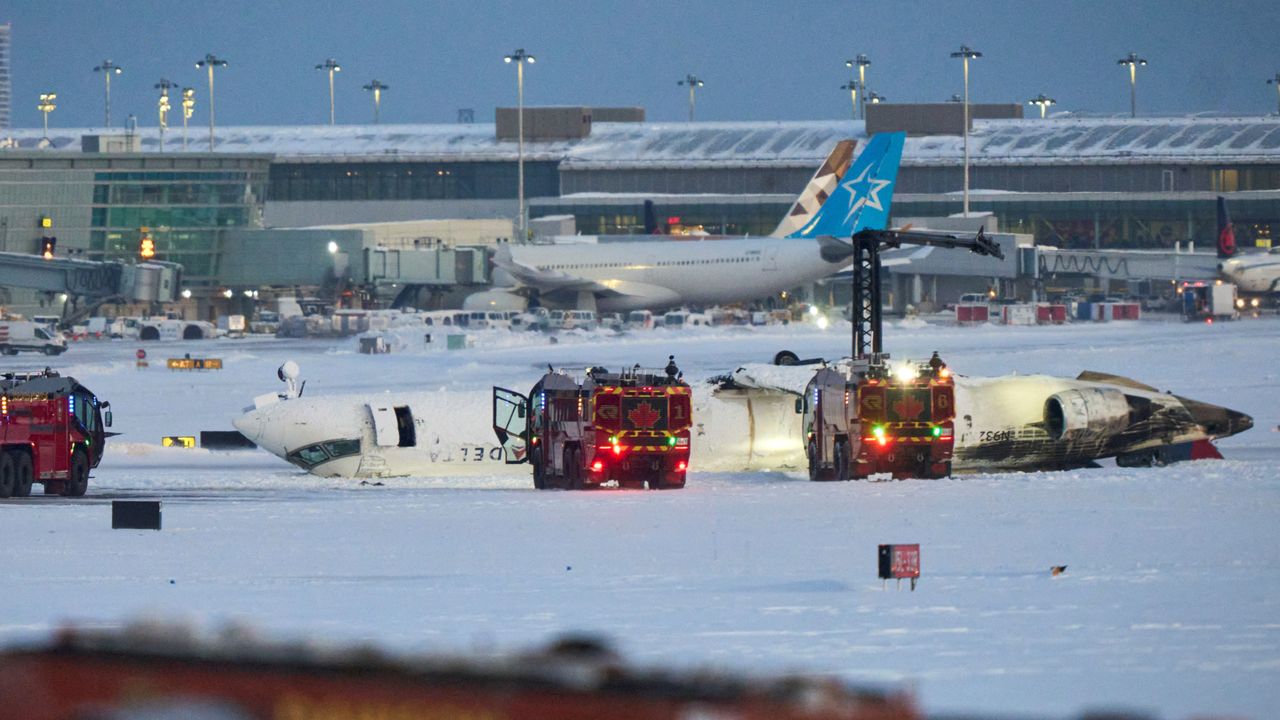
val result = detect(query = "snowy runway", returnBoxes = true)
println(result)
[2,317,1278,719]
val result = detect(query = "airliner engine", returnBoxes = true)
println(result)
[1044,388,1131,441]
[462,289,528,312]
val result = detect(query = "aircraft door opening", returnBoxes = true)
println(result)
[394,406,416,447]
[367,404,416,447]
[491,387,530,464]
[763,245,779,271]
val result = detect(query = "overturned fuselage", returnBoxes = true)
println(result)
[234,364,1251,479]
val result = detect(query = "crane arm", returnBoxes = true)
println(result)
[852,227,1005,259]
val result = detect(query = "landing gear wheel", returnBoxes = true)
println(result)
[63,449,89,497]
[0,452,13,498]
[12,452,33,497]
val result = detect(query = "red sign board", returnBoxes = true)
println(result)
[878,544,921,579]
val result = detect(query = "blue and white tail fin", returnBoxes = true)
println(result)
[787,132,905,239]
[769,140,855,238]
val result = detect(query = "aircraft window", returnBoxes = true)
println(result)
[289,444,330,468]
[322,438,362,459]
[394,406,417,447]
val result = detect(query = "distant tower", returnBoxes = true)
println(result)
[0,23,11,130]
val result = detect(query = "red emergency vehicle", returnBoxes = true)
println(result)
[0,370,112,498]
[801,353,955,480]
[493,359,692,490]
[0,626,922,720]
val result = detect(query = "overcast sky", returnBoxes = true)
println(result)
[5,0,1280,129]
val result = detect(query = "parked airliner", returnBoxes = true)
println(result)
[1214,195,1280,297]
[466,133,907,312]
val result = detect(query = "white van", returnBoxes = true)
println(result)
[0,321,68,355]
[627,310,655,330]
[559,310,596,330]
[663,310,712,329]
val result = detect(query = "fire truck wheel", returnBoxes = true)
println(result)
[833,441,850,481]
[12,452,33,497]
[807,441,836,481]
[0,452,13,498]
[565,447,584,490]
[531,447,545,490]
[63,449,89,497]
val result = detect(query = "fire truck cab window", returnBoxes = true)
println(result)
[72,390,97,431]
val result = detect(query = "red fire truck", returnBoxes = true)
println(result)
[800,353,955,480]
[0,370,112,498]
[493,359,692,490]
[0,625,922,720]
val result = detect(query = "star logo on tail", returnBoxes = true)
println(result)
[841,162,893,225]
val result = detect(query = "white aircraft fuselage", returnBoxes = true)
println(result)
[234,365,1251,480]
[1219,249,1280,294]
[503,237,844,312]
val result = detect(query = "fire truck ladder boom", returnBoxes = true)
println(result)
[848,227,1004,359]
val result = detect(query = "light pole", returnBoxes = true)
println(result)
[504,48,535,240]
[678,74,704,122]
[155,79,174,152]
[840,80,858,123]
[93,60,123,127]
[1268,73,1280,115]
[951,44,982,218]
[1028,93,1056,119]
[37,92,56,139]
[195,53,228,151]
[363,80,388,124]
[181,88,195,151]
[868,92,885,104]
[1117,52,1147,118]
[846,55,870,119]
[315,58,341,125]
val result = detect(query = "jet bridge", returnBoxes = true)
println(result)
[0,251,182,312]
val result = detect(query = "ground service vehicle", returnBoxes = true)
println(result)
[0,321,67,355]
[0,625,921,720]
[1180,281,1239,321]
[493,359,692,489]
[0,370,112,497]
[801,353,955,480]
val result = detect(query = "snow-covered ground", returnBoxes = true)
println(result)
[3,316,1278,719]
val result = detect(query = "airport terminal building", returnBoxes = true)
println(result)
[1,106,1279,308]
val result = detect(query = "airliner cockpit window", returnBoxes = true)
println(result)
[323,439,361,459]
[288,444,330,469]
